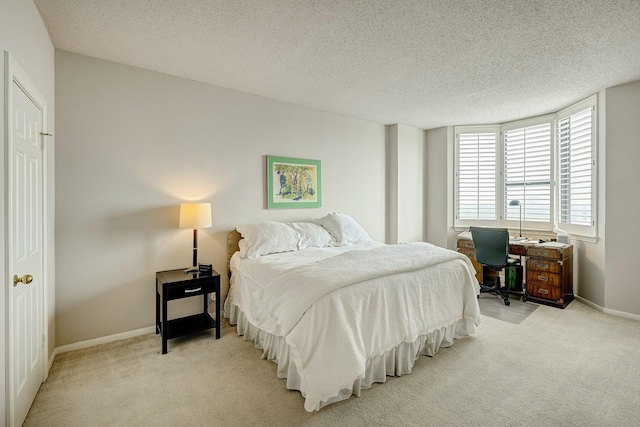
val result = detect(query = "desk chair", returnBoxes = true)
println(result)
[470,226,521,306]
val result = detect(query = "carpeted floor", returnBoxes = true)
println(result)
[478,294,538,324]
[25,300,640,426]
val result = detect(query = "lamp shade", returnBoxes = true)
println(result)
[179,203,212,229]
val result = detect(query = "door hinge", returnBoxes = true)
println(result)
[40,132,52,147]
[41,334,45,348]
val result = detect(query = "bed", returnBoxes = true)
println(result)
[224,213,481,412]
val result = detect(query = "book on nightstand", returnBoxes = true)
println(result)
[198,263,212,274]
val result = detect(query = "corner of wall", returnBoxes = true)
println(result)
[386,124,399,244]
[424,126,455,248]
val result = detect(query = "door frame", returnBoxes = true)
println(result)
[4,51,50,426]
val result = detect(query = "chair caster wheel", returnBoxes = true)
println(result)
[504,300,511,306]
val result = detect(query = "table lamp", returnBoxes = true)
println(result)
[179,202,212,271]
[509,199,522,237]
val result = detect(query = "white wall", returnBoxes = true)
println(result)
[387,126,399,243]
[55,51,387,346]
[397,125,426,242]
[387,124,426,243]
[572,90,607,307]
[604,80,640,316]
[1,0,56,419]
[424,126,454,248]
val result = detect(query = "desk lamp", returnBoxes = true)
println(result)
[509,199,522,237]
[179,202,212,271]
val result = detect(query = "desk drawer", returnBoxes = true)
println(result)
[526,258,561,274]
[527,281,562,301]
[526,246,572,260]
[457,247,482,282]
[457,246,476,261]
[509,244,526,256]
[526,269,561,287]
[457,240,475,249]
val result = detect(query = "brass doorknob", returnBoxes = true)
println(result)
[13,274,33,286]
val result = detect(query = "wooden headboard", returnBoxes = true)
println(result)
[227,229,242,279]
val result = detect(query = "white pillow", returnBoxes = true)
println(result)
[316,213,372,246]
[236,221,302,258]
[286,222,334,249]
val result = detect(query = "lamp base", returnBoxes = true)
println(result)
[183,266,199,274]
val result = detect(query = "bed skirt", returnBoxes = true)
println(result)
[228,303,476,411]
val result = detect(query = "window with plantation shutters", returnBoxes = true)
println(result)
[455,129,498,225]
[557,96,596,237]
[503,122,552,225]
[453,94,597,239]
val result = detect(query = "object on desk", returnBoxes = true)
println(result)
[536,241,569,249]
[510,236,528,242]
[556,232,570,245]
[457,230,472,240]
[509,199,522,237]
[516,238,537,245]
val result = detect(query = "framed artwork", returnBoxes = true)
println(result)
[267,155,322,209]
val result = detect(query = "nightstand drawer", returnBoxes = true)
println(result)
[166,281,213,299]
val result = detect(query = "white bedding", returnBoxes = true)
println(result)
[227,242,481,412]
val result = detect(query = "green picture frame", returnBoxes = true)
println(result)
[267,155,322,209]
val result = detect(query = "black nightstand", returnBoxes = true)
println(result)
[155,268,221,354]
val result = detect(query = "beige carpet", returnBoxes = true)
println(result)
[478,294,539,324]
[25,300,640,426]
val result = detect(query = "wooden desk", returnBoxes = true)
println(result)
[457,238,573,308]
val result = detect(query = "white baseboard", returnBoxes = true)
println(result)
[604,306,640,322]
[575,295,603,311]
[575,296,640,322]
[54,326,156,357]
[48,349,57,374]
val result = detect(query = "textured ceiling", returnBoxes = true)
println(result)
[34,0,640,129]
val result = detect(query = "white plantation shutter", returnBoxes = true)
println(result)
[557,97,596,237]
[455,130,497,224]
[503,122,552,227]
[454,96,596,239]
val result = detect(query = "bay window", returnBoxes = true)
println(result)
[454,95,597,239]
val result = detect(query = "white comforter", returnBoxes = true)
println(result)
[229,242,481,411]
